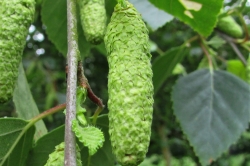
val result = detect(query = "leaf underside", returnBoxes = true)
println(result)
[0,118,35,166]
[14,64,47,140]
[130,0,174,31]
[172,69,250,165]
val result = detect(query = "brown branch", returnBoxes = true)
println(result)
[77,61,105,108]
[237,12,249,43]
[219,33,247,66]
[157,124,172,166]
[199,40,213,69]
[31,103,66,122]
[76,61,104,125]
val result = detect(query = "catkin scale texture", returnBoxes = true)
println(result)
[104,2,154,166]
[80,0,107,44]
[45,142,82,166]
[0,0,35,103]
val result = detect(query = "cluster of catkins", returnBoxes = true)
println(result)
[1,0,247,165]
[0,0,154,165]
[81,0,154,165]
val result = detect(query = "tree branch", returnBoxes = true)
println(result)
[199,39,213,70]
[76,61,104,125]
[157,124,172,166]
[219,32,247,66]
[77,61,104,108]
[31,103,66,123]
[64,0,79,165]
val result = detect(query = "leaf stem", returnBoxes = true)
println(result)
[87,155,91,166]
[65,0,79,165]
[241,43,250,52]
[199,39,213,70]
[183,35,199,47]
[156,47,165,55]
[236,12,249,43]
[92,106,103,125]
[157,124,172,166]
[30,103,66,124]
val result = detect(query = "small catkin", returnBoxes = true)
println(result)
[44,142,82,166]
[80,0,107,44]
[0,0,35,103]
[104,1,154,166]
[216,15,243,38]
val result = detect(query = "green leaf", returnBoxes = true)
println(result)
[149,0,224,36]
[27,115,114,166]
[93,43,107,56]
[13,64,47,140]
[172,63,186,75]
[27,125,65,166]
[81,115,114,166]
[130,0,174,31]
[76,87,88,125]
[0,118,35,166]
[41,0,91,57]
[72,120,104,156]
[207,36,226,49]
[152,46,188,94]
[172,69,250,165]
[227,60,247,81]
[197,57,208,70]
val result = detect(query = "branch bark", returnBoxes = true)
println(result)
[219,32,247,66]
[64,0,79,165]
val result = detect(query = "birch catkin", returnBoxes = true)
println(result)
[45,142,82,166]
[104,1,154,165]
[0,0,35,103]
[217,15,243,38]
[79,0,107,44]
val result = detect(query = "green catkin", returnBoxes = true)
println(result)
[216,15,243,38]
[44,142,82,166]
[104,1,154,166]
[0,0,35,103]
[80,0,107,44]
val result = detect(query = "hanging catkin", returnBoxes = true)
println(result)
[79,0,107,44]
[104,1,154,165]
[0,0,35,103]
